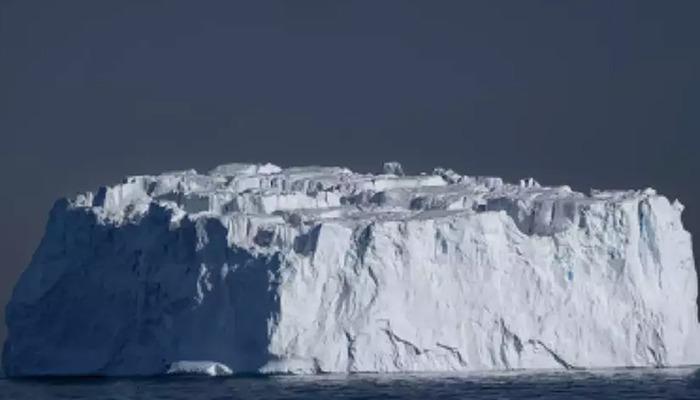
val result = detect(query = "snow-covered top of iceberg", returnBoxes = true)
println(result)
[68,161,676,239]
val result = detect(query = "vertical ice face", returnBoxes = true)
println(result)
[3,163,698,376]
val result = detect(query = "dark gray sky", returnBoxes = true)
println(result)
[1,1,698,346]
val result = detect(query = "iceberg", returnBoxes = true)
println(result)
[166,360,232,376]
[3,162,698,376]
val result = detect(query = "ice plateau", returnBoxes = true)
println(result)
[3,162,699,377]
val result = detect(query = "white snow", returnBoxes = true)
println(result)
[3,161,699,377]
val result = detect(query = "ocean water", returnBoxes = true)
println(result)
[2,367,700,399]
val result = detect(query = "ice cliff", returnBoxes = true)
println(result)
[3,162,699,376]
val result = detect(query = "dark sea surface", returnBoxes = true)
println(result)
[2,367,700,399]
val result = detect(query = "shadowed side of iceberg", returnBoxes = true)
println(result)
[2,203,283,377]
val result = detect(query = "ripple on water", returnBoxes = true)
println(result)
[2,367,700,400]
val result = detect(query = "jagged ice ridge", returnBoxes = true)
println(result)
[3,162,699,376]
